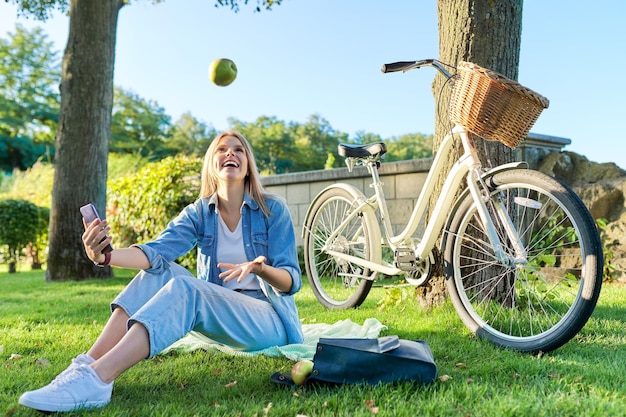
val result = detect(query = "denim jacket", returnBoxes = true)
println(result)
[133,193,304,344]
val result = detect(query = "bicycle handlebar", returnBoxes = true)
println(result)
[381,59,453,79]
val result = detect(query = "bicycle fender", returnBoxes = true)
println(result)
[440,162,528,252]
[302,183,373,239]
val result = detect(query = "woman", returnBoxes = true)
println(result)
[19,131,303,412]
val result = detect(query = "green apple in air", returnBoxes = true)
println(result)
[209,58,237,86]
[291,359,314,386]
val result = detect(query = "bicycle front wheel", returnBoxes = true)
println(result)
[303,185,381,309]
[445,169,603,353]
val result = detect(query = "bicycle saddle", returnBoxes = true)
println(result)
[338,142,387,158]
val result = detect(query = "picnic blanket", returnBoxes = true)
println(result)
[160,318,387,361]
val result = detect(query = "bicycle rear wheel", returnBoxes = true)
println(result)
[303,185,381,309]
[445,169,603,353]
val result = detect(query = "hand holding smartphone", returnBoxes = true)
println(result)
[80,203,113,254]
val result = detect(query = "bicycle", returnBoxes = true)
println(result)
[302,59,603,353]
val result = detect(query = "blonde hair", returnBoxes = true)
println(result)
[199,131,271,216]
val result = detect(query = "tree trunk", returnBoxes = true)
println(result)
[26,242,42,270]
[46,0,125,281]
[418,0,523,307]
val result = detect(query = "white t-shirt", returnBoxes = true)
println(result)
[216,211,261,291]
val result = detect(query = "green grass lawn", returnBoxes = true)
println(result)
[1,268,625,416]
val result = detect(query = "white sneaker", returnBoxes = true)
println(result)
[51,354,95,385]
[19,364,113,412]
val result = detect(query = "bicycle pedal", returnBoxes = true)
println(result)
[394,248,417,272]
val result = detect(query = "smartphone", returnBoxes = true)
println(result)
[80,203,113,254]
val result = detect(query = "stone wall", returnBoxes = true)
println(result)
[262,158,431,246]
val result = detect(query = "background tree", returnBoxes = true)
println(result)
[384,133,433,162]
[45,0,124,281]
[0,25,59,172]
[419,0,523,306]
[230,116,297,174]
[6,0,283,281]
[289,114,346,171]
[110,86,172,160]
[350,131,383,146]
[168,112,217,157]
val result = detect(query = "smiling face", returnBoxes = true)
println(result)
[212,134,249,185]
[199,131,266,205]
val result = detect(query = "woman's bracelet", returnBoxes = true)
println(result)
[94,251,112,267]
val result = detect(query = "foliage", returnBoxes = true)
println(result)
[0,25,59,172]
[168,112,218,157]
[385,133,433,162]
[349,131,433,163]
[107,152,151,182]
[289,114,348,171]
[596,218,617,282]
[110,87,172,160]
[0,164,52,268]
[229,114,414,174]
[229,116,300,174]
[6,0,69,20]
[0,198,39,271]
[376,284,413,311]
[215,0,282,13]
[26,204,49,269]
[107,156,202,269]
[0,161,54,207]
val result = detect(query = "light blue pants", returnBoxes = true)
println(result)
[111,263,288,358]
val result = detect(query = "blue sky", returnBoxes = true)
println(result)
[1,1,625,169]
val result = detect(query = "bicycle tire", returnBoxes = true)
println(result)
[303,185,381,309]
[444,169,603,353]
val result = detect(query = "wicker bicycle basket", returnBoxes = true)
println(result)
[448,61,550,148]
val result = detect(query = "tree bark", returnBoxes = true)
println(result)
[418,0,523,306]
[46,0,124,281]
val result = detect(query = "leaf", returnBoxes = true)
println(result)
[35,358,51,367]
[224,380,237,388]
[438,374,452,382]
[365,399,379,414]
[9,354,22,360]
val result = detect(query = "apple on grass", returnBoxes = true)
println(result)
[209,58,237,86]
[291,360,314,386]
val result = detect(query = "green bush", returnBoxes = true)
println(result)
[108,155,202,269]
[0,198,40,272]
[108,152,150,182]
[28,205,50,269]
[0,162,54,207]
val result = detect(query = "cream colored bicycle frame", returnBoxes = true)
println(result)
[320,124,528,278]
